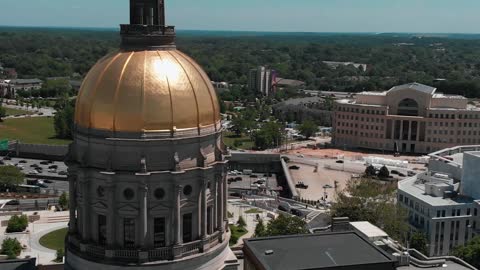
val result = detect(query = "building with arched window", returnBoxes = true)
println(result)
[64,1,238,269]
[333,82,480,154]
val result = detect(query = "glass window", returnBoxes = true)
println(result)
[183,213,193,243]
[98,215,107,246]
[154,217,166,248]
[124,218,135,248]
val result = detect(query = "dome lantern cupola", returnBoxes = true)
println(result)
[121,0,175,49]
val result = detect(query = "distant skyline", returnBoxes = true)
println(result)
[0,0,479,33]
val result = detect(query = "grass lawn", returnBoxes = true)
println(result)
[229,224,248,246]
[4,107,33,116]
[223,132,254,150]
[0,117,72,145]
[39,227,68,251]
[245,208,263,214]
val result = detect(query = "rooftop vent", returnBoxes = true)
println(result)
[265,250,274,255]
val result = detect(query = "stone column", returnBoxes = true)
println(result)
[416,121,421,142]
[106,176,116,247]
[399,120,404,141]
[214,177,219,231]
[223,174,228,232]
[79,172,90,242]
[173,184,183,260]
[408,121,412,142]
[174,185,182,245]
[218,175,224,233]
[68,174,77,234]
[390,120,395,141]
[201,177,208,240]
[139,183,148,248]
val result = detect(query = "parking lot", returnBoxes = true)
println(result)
[227,170,280,195]
[0,155,68,179]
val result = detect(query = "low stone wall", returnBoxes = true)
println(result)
[0,257,36,270]
[0,142,68,161]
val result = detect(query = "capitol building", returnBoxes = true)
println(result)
[333,83,480,154]
[64,0,238,269]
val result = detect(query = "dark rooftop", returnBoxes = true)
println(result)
[244,231,395,270]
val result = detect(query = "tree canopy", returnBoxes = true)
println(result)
[298,120,319,139]
[254,214,308,237]
[0,165,24,189]
[1,238,22,259]
[331,178,408,242]
[453,236,480,268]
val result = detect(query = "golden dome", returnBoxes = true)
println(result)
[74,49,220,133]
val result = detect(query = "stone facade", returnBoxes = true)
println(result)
[333,82,480,154]
[65,125,237,269]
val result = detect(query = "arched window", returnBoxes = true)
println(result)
[398,98,419,116]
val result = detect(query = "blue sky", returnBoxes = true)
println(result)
[0,0,479,33]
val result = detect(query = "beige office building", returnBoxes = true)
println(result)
[333,83,480,154]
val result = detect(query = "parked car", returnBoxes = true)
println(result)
[250,174,258,178]
[289,165,300,170]
[6,200,20,206]
[398,173,406,177]
[391,170,399,175]
[58,171,67,176]
[234,177,242,182]
[44,179,53,184]
[48,165,58,169]
[295,182,309,189]
[3,156,11,160]
[18,160,27,164]
[335,160,344,164]
[407,171,416,177]
[40,161,49,165]
[30,164,39,168]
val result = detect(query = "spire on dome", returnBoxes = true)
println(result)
[121,0,175,49]
[129,0,166,26]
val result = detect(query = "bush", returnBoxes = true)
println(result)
[59,192,69,210]
[6,215,28,233]
[237,216,247,228]
[1,238,22,259]
[229,234,239,246]
[54,249,64,262]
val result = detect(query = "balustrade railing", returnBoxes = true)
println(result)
[181,240,201,257]
[148,247,172,261]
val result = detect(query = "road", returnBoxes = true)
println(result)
[0,155,68,179]
[1,102,56,119]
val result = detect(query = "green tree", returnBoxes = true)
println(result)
[237,216,246,228]
[59,192,69,210]
[298,120,319,139]
[410,232,428,255]
[378,166,390,179]
[6,215,28,233]
[55,249,64,262]
[264,214,308,237]
[364,165,376,177]
[0,165,24,189]
[254,219,266,237]
[0,105,6,122]
[251,122,283,150]
[331,178,408,242]
[54,98,75,139]
[1,238,22,259]
[453,236,480,268]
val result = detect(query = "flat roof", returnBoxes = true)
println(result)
[398,176,474,206]
[350,221,389,239]
[244,232,395,270]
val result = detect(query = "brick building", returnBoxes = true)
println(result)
[333,82,480,154]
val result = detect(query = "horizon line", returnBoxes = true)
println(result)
[1,24,480,36]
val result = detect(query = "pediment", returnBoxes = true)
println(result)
[118,204,139,216]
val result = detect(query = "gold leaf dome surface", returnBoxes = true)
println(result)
[74,49,220,133]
